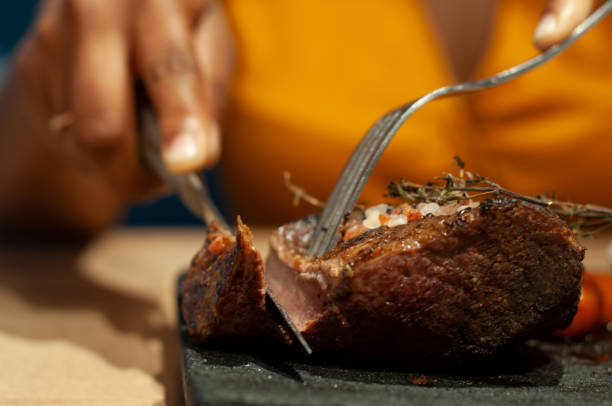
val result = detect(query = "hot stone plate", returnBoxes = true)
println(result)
[177,273,612,406]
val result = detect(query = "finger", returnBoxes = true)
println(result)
[134,0,219,174]
[30,0,71,113]
[68,0,130,148]
[17,0,82,164]
[533,0,597,50]
[193,0,234,117]
[67,1,164,197]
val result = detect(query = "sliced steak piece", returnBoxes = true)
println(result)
[267,198,585,364]
[181,218,286,343]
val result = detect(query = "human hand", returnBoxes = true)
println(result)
[0,0,233,233]
[27,0,233,174]
[533,0,597,49]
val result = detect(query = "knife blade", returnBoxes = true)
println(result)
[136,83,312,355]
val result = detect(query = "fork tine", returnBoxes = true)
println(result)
[319,110,406,254]
[309,107,407,256]
[308,113,395,254]
[312,109,403,238]
[319,115,395,215]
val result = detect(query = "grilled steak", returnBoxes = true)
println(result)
[182,198,585,363]
[181,218,286,343]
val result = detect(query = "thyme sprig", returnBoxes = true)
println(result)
[285,156,612,236]
[387,156,612,236]
[283,171,325,209]
[388,156,547,207]
[545,201,612,235]
[284,171,366,210]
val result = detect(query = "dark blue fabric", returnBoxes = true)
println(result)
[0,1,231,225]
[0,1,37,53]
[123,169,233,226]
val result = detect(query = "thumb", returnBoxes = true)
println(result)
[135,0,220,174]
[533,0,596,50]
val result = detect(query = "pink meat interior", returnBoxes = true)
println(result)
[265,249,324,331]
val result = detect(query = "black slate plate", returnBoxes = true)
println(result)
[177,274,612,406]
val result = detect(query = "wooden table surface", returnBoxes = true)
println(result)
[0,227,609,406]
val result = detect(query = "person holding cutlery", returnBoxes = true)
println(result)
[0,0,608,234]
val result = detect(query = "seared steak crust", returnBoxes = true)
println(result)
[182,198,585,364]
[181,218,283,342]
[268,198,585,363]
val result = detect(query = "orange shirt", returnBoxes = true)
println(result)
[221,0,612,224]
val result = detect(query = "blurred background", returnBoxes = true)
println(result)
[2,1,612,232]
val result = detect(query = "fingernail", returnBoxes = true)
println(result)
[162,116,217,173]
[534,13,557,43]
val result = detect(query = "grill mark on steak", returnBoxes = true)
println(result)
[182,198,585,364]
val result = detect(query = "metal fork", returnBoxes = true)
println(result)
[308,0,612,257]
